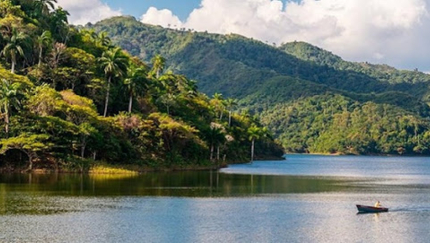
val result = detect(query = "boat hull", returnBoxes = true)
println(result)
[356,204,388,213]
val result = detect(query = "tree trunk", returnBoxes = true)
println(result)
[81,140,86,158]
[28,153,34,171]
[4,109,9,138]
[219,111,223,121]
[128,93,133,113]
[251,139,255,163]
[11,59,16,74]
[210,145,214,161]
[38,47,43,68]
[217,146,220,161]
[103,76,112,117]
[228,111,232,127]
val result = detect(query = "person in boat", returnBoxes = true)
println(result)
[374,201,381,208]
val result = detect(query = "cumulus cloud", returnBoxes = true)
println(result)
[140,0,430,70]
[141,7,183,28]
[57,0,122,25]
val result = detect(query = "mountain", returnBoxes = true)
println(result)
[91,16,430,155]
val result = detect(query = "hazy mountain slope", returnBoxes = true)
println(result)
[91,17,430,101]
[281,41,430,85]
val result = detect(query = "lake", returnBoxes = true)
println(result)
[1,154,430,242]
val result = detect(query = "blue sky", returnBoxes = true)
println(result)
[103,0,202,21]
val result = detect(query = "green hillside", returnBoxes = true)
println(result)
[281,41,430,85]
[0,1,283,172]
[91,16,430,155]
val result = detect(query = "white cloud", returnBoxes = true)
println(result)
[139,0,430,70]
[57,0,122,25]
[141,7,183,28]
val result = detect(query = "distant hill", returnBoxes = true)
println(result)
[280,41,430,85]
[91,16,430,155]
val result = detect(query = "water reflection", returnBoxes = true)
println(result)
[3,154,430,242]
[0,171,362,215]
[1,170,428,216]
[0,172,358,196]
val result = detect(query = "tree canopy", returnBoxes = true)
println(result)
[0,1,283,171]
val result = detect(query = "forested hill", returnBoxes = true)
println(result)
[280,41,430,85]
[92,16,430,155]
[0,1,284,172]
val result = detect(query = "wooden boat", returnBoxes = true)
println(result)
[356,204,388,213]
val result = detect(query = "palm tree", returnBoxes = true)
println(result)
[225,98,237,127]
[34,0,57,14]
[158,93,176,115]
[96,31,112,48]
[2,28,29,73]
[36,30,52,67]
[151,55,165,79]
[211,93,224,120]
[208,123,226,162]
[98,47,129,117]
[124,66,148,112]
[248,125,267,163]
[0,79,21,137]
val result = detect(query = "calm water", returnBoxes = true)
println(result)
[1,154,430,242]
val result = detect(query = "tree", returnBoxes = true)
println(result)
[158,93,176,115]
[0,133,52,170]
[225,98,237,127]
[36,30,52,67]
[0,79,21,137]
[151,54,165,79]
[208,123,226,162]
[98,47,128,117]
[124,66,147,112]
[34,0,57,15]
[78,122,97,158]
[95,31,111,48]
[211,93,224,120]
[2,28,29,73]
[48,7,70,43]
[26,84,62,116]
[248,125,267,163]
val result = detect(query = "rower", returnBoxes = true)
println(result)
[374,201,381,208]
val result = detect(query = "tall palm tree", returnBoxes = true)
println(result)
[96,31,112,48]
[124,66,148,112]
[0,79,21,137]
[151,55,165,79]
[212,93,224,120]
[248,125,267,163]
[98,47,129,117]
[225,98,237,127]
[208,124,226,162]
[36,30,51,67]
[2,28,29,73]
[34,0,57,14]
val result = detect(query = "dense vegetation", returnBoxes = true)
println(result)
[0,1,283,172]
[93,16,430,155]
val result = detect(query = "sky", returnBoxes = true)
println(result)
[56,0,430,72]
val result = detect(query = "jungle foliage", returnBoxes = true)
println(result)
[0,1,283,171]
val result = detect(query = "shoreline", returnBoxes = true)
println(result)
[285,152,430,157]
[0,164,226,175]
[0,155,285,175]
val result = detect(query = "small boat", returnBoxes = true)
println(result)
[356,204,388,213]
